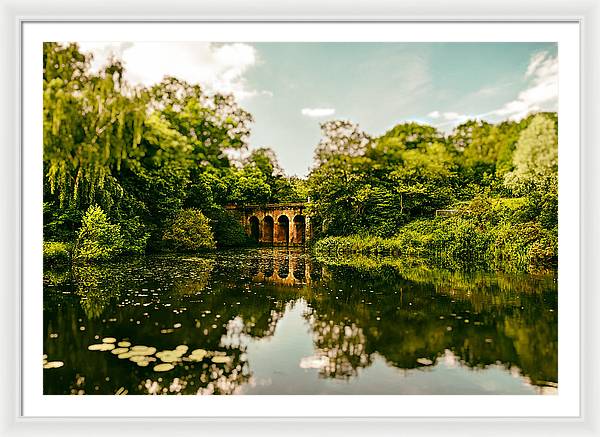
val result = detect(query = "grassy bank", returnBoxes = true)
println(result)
[313,216,557,273]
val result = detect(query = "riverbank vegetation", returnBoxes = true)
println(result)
[44,42,557,272]
[309,114,558,273]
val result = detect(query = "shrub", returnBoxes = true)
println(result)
[43,241,71,264]
[119,216,150,255]
[162,208,216,252]
[204,208,254,247]
[73,205,124,262]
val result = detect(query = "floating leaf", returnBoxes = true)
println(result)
[43,361,64,369]
[102,337,117,344]
[118,352,134,359]
[129,346,156,356]
[153,363,174,372]
[211,356,231,364]
[156,351,181,363]
[188,349,207,361]
[88,343,115,351]
[111,347,129,355]
[117,341,131,347]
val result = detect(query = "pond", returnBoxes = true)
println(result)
[43,247,558,395]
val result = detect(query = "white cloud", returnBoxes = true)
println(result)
[442,112,467,121]
[301,108,336,117]
[492,51,558,120]
[75,42,269,100]
[525,52,548,78]
[430,51,558,128]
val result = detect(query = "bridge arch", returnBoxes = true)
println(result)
[276,215,290,245]
[262,215,274,243]
[248,216,260,242]
[292,215,306,244]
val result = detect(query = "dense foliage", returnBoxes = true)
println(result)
[310,113,559,272]
[44,43,558,272]
[43,43,305,260]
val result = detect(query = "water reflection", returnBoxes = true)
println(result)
[43,248,558,395]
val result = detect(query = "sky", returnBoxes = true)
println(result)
[77,42,558,176]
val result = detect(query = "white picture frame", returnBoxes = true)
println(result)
[1,0,599,435]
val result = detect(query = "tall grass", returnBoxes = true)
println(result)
[313,217,557,273]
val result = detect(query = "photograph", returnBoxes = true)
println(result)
[42,40,558,396]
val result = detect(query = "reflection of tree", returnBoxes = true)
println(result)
[306,255,558,386]
[170,257,214,297]
[73,264,123,319]
[306,310,371,379]
[44,249,558,394]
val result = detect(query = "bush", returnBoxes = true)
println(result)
[119,216,150,255]
[73,205,124,262]
[162,208,216,252]
[204,208,254,247]
[43,241,71,264]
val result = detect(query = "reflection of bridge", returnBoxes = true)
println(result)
[250,250,313,286]
[226,203,312,246]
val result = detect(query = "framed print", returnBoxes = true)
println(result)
[1,0,600,435]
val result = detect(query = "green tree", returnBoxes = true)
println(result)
[73,205,124,262]
[504,113,558,229]
[162,208,216,251]
[504,113,558,194]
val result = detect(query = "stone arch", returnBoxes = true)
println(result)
[276,215,290,245]
[249,216,260,242]
[262,216,274,243]
[292,215,306,244]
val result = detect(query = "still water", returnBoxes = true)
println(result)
[43,248,558,395]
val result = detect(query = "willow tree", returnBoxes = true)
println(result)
[43,42,147,209]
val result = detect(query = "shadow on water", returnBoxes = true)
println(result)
[43,247,558,395]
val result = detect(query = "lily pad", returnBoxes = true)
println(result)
[88,343,115,351]
[117,341,131,348]
[156,351,181,363]
[117,352,134,359]
[43,361,64,369]
[111,347,129,355]
[188,349,207,361]
[129,346,156,356]
[153,363,174,372]
[102,337,117,344]
[211,356,231,364]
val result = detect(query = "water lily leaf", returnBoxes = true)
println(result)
[153,363,174,372]
[88,343,115,351]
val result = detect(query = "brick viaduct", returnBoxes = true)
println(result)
[226,203,312,246]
